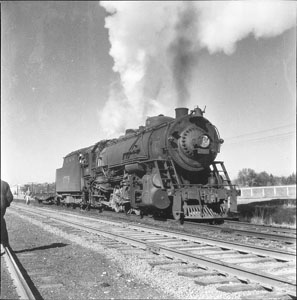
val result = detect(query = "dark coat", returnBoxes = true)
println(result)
[1,180,13,215]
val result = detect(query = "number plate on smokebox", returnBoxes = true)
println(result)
[197,148,209,154]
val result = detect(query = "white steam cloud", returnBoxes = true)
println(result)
[99,1,295,138]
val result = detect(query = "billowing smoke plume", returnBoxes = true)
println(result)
[169,2,200,104]
[99,1,295,138]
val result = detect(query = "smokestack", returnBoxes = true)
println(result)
[175,107,189,119]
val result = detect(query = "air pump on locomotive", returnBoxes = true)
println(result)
[54,106,239,223]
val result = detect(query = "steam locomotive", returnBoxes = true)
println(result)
[48,106,239,223]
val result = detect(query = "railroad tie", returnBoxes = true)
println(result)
[178,270,219,278]
[99,241,121,245]
[121,249,146,255]
[217,283,264,293]
[102,243,126,248]
[188,247,222,254]
[135,255,160,260]
[17,253,37,260]
[222,254,258,263]
[28,271,47,276]
[240,292,292,300]
[158,242,190,248]
[108,245,134,250]
[238,257,276,265]
[40,276,57,282]
[160,264,201,271]
[149,260,183,267]
[174,247,203,252]
[159,263,189,271]
[38,283,64,289]
[267,263,296,272]
[194,276,240,286]
[146,238,179,243]
[205,250,238,257]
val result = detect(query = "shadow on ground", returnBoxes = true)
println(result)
[14,242,68,254]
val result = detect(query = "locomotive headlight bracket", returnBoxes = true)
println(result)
[199,135,210,148]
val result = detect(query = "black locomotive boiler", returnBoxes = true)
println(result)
[55,106,240,223]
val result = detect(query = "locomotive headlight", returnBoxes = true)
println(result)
[200,135,210,148]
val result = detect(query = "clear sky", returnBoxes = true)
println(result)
[1,1,296,187]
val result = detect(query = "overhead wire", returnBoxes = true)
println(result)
[225,131,295,145]
[221,122,295,145]
[224,123,296,141]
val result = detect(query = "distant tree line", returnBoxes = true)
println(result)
[234,168,296,187]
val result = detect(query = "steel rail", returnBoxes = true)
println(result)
[1,244,36,300]
[224,220,297,234]
[28,201,297,240]
[13,202,296,241]
[41,215,297,297]
[48,209,295,261]
[184,221,296,243]
[121,223,296,261]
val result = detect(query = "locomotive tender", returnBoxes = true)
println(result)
[55,106,239,223]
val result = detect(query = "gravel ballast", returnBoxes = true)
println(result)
[2,209,171,299]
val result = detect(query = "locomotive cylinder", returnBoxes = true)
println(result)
[142,175,170,209]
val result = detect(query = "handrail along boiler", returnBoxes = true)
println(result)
[55,106,240,223]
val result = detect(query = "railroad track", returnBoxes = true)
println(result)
[15,199,296,245]
[1,244,36,300]
[26,198,296,246]
[12,204,296,299]
[224,220,296,237]
[185,220,296,244]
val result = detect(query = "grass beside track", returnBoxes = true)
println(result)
[238,199,296,227]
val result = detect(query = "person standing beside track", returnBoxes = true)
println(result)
[1,180,14,246]
[25,189,30,205]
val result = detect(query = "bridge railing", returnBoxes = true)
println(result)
[238,185,296,200]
